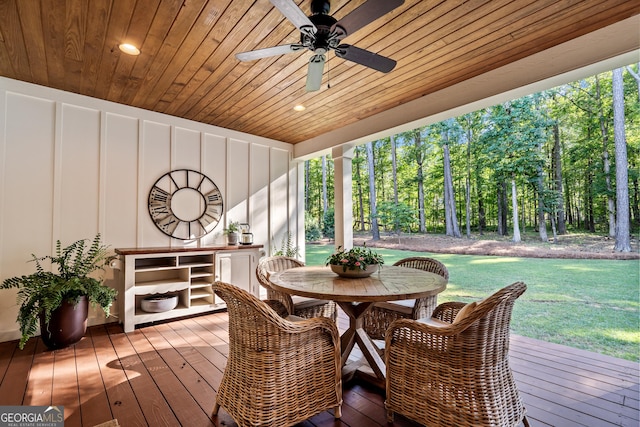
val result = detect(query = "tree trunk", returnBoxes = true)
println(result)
[552,123,567,234]
[565,175,573,226]
[537,167,548,242]
[391,135,399,235]
[465,127,472,238]
[630,64,640,226]
[603,149,616,237]
[596,75,616,237]
[413,131,426,233]
[476,170,485,235]
[634,173,640,228]
[503,181,509,235]
[391,134,399,205]
[521,184,527,234]
[465,170,472,238]
[511,177,521,242]
[497,180,509,236]
[366,142,380,240]
[536,138,548,241]
[612,68,631,252]
[321,155,328,217]
[586,157,595,232]
[442,133,452,236]
[478,197,485,234]
[550,212,558,243]
[443,142,461,237]
[354,149,365,231]
[497,183,504,236]
[305,161,310,209]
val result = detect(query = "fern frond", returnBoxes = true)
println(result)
[271,231,300,258]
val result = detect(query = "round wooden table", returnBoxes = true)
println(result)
[268,265,447,386]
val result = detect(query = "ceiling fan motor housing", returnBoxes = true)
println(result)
[302,13,341,53]
[310,0,331,15]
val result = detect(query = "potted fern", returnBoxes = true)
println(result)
[224,220,240,245]
[0,234,117,349]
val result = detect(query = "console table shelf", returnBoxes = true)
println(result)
[116,245,263,332]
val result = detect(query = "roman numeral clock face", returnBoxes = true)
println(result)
[148,169,223,240]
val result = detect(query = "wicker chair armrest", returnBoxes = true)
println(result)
[279,315,341,345]
[385,318,462,341]
[384,317,481,365]
[431,301,467,323]
[255,296,340,341]
[384,318,462,367]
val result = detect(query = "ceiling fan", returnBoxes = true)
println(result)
[236,0,404,92]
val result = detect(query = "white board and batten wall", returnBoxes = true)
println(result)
[0,76,304,343]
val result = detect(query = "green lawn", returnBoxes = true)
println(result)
[305,244,640,362]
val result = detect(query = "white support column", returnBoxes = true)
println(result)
[332,145,354,250]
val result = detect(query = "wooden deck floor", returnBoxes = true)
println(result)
[0,310,637,427]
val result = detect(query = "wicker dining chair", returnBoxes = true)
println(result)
[385,281,530,427]
[212,281,342,427]
[363,256,449,340]
[256,256,337,321]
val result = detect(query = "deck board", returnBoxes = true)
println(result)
[74,333,111,427]
[0,310,637,427]
[23,340,54,407]
[2,339,36,406]
[87,326,145,426]
[51,346,81,427]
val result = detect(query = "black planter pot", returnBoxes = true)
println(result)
[39,296,88,349]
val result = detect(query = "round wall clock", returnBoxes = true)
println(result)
[148,169,224,240]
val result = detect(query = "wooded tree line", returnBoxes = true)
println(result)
[305,65,639,252]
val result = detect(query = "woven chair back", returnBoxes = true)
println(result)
[393,256,449,280]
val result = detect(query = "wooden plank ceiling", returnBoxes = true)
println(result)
[0,0,638,145]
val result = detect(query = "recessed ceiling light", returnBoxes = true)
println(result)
[119,43,140,56]
[293,105,306,111]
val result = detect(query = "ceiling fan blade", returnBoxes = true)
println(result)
[333,0,404,38]
[306,54,326,92]
[270,0,317,36]
[236,44,304,61]
[335,44,396,73]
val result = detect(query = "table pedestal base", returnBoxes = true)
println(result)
[338,301,387,387]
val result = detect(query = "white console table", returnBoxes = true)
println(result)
[115,245,263,332]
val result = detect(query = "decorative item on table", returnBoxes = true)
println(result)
[141,294,178,313]
[239,223,253,245]
[223,220,240,245]
[326,246,384,278]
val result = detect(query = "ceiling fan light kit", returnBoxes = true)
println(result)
[236,0,404,91]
